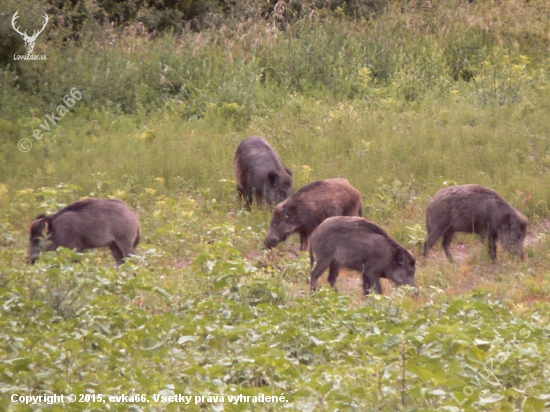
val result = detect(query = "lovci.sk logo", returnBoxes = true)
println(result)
[12,11,48,61]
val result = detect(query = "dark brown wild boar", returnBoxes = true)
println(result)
[309,216,417,295]
[423,184,528,262]
[28,198,140,266]
[264,178,363,251]
[234,136,293,209]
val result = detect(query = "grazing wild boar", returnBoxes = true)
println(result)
[264,178,363,251]
[28,198,140,266]
[234,135,293,209]
[423,184,528,262]
[309,216,417,295]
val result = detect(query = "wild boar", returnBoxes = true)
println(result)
[264,178,363,251]
[234,135,293,209]
[423,184,528,262]
[309,216,417,295]
[28,198,140,266]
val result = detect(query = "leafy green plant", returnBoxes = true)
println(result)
[2,1,550,409]
[473,52,531,107]
[406,224,427,249]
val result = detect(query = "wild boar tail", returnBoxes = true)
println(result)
[134,227,141,248]
[358,202,363,217]
[308,242,314,268]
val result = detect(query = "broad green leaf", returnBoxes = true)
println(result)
[478,393,505,405]
[178,336,198,345]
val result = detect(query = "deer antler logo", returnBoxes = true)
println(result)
[12,11,49,54]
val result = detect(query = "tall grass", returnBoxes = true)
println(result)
[3,86,549,223]
[2,0,549,116]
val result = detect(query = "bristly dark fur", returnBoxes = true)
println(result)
[50,198,124,218]
[264,178,363,251]
[292,180,324,197]
[309,216,416,295]
[424,184,528,261]
[27,198,140,267]
[234,135,293,208]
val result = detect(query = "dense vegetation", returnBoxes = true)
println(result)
[1,0,549,410]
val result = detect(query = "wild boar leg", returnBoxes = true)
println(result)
[362,268,383,295]
[487,231,498,261]
[109,242,124,266]
[239,189,253,211]
[423,225,448,257]
[255,188,265,205]
[310,258,331,291]
[441,228,455,262]
[327,262,340,292]
[118,241,137,263]
[236,183,252,210]
[299,232,309,251]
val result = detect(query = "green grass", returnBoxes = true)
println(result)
[2,94,550,409]
[1,1,550,410]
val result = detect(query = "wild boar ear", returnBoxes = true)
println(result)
[510,212,527,235]
[504,212,518,232]
[397,249,406,264]
[30,215,49,235]
[45,217,52,233]
[284,168,293,176]
[408,251,416,265]
[267,170,278,185]
[283,203,297,221]
[506,212,514,227]
[398,248,415,266]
